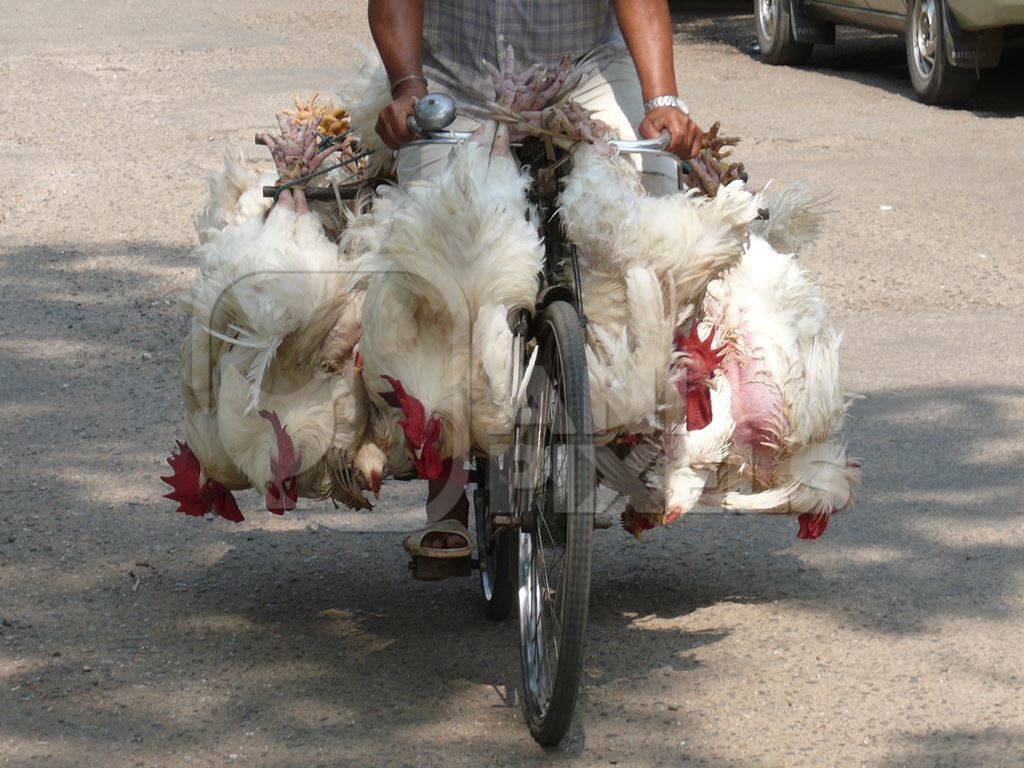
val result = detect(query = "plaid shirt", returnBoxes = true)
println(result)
[423,0,622,102]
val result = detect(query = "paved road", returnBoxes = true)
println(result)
[1,1,1022,766]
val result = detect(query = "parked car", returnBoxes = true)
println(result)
[753,0,1024,104]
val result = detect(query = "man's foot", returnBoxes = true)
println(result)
[420,461,471,552]
[422,492,470,551]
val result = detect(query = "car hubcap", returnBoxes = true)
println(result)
[912,0,939,78]
[758,0,778,43]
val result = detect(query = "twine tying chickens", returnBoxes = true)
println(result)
[164,49,859,540]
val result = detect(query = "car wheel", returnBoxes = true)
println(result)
[906,0,978,105]
[754,0,814,65]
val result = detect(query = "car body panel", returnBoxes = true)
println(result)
[948,0,1024,30]
[804,0,906,31]
[806,0,1024,29]
[865,0,906,18]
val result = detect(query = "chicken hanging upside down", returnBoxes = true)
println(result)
[551,92,858,540]
[615,234,861,541]
[350,50,550,478]
[164,96,392,520]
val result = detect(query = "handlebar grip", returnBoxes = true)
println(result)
[608,129,673,152]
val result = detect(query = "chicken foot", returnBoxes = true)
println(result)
[258,110,341,210]
[682,121,747,197]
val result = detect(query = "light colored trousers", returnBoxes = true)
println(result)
[399,51,680,524]
[396,50,681,195]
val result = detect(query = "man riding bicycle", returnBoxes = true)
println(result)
[367,0,704,557]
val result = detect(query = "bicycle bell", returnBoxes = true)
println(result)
[412,93,457,132]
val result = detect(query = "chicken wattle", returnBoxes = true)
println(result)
[797,512,830,540]
[259,410,300,514]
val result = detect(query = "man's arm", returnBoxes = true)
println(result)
[612,0,702,159]
[368,0,427,149]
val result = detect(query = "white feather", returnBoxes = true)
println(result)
[194,148,275,243]
[337,49,394,177]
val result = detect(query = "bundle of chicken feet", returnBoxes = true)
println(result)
[163,50,859,542]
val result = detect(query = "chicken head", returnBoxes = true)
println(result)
[380,375,444,479]
[258,410,300,514]
[674,322,725,431]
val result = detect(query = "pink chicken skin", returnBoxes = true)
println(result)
[721,337,843,541]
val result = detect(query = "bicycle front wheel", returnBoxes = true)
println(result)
[515,300,596,746]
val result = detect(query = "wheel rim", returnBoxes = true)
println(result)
[911,0,939,79]
[757,0,779,44]
[517,338,571,723]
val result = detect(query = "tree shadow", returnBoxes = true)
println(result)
[668,0,1024,115]
[882,727,1024,767]
[3,232,1022,762]
[4,380,1022,763]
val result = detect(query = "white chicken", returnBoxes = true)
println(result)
[621,234,859,539]
[557,129,857,540]
[559,144,760,440]
[697,235,860,538]
[165,108,389,519]
[349,132,543,477]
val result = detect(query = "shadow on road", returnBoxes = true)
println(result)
[2,222,1022,762]
[669,0,1024,116]
[881,727,1024,767]
[2,231,1022,766]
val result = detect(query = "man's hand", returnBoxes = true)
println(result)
[375,79,429,150]
[639,106,703,160]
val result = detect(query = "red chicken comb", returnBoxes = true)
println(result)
[259,410,300,514]
[675,322,725,381]
[675,322,725,431]
[161,442,207,517]
[380,375,427,438]
[797,511,830,540]
[161,441,244,522]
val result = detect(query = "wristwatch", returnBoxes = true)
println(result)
[643,95,690,116]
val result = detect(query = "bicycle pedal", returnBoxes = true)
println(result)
[408,555,474,581]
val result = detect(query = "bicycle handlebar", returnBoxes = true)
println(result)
[407,93,673,154]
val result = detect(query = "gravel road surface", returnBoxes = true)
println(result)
[1,1,1022,766]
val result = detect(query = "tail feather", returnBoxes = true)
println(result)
[749,182,830,254]
[703,483,800,513]
[774,441,861,515]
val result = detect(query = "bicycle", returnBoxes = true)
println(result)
[265,93,685,746]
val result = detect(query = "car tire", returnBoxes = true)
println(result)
[754,0,814,65]
[906,0,978,105]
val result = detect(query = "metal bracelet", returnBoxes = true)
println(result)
[643,94,690,115]
[390,73,428,96]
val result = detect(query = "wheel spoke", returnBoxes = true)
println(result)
[535,538,562,640]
